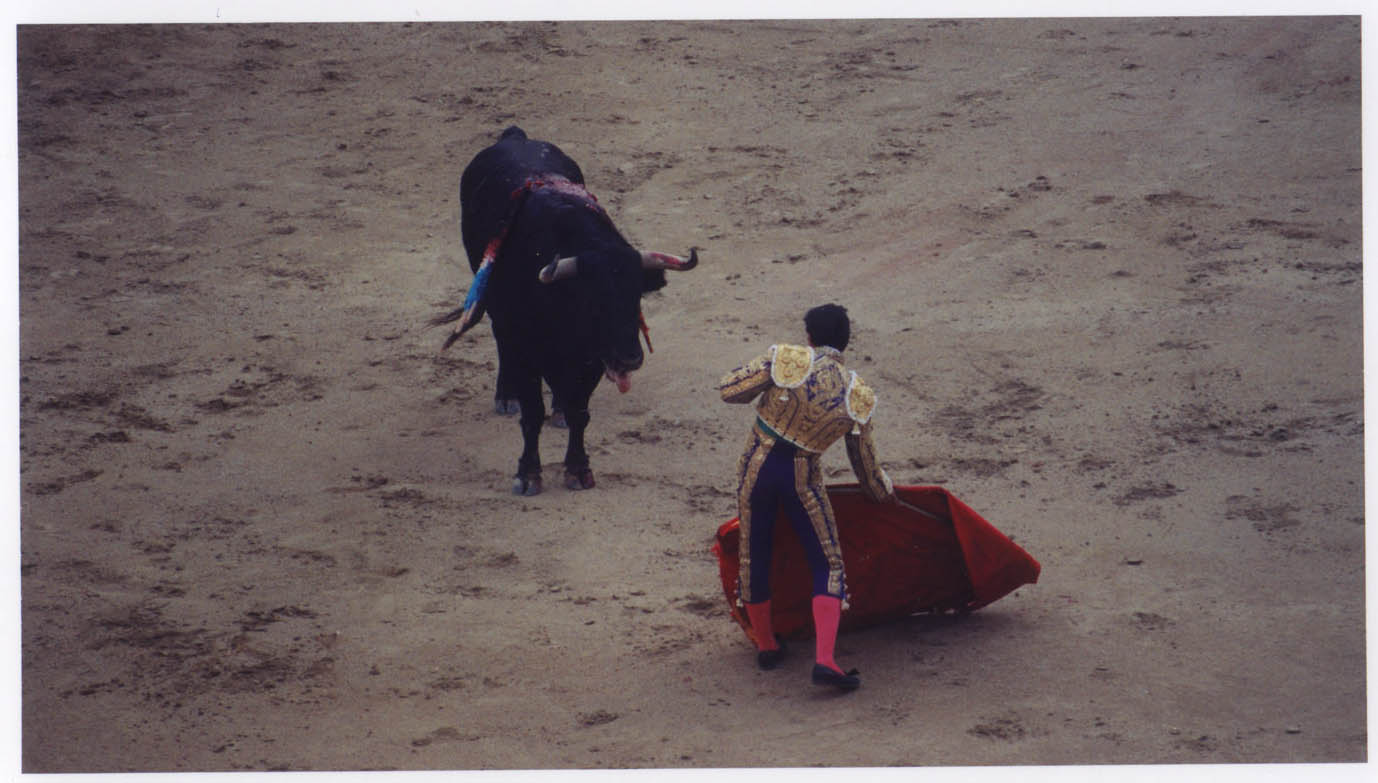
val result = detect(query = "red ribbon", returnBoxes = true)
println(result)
[639,311,653,353]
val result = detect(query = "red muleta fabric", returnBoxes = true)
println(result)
[711,484,1041,643]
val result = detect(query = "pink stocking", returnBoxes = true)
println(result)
[812,595,843,673]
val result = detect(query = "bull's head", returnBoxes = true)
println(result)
[539,247,698,393]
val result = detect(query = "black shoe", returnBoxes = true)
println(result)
[756,637,787,670]
[811,663,861,690]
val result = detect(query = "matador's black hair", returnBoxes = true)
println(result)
[804,304,850,351]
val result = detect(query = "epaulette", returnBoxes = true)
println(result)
[769,344,813,388]
[845,372,877,424]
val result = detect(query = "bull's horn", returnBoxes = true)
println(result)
[539,255,579,283]
[641,247,699,271]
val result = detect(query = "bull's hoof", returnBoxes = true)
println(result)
[549,409,568,429]
[512,474,543,496]
[564,468,595,491]
[494,398,520,416]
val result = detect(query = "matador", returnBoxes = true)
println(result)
[718,303,894,691]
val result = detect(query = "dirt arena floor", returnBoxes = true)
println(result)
[15,15,1367,775]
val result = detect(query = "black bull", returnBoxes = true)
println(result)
[432,126,698,496]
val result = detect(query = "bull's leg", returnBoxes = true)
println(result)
[549,389,567,429]
[489,323,519,415]
[511,376,545,496]
[494,390,520,417]
[561,406,594,490]
[558,369,601,490]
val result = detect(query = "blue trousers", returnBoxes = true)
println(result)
[737,430,845,602]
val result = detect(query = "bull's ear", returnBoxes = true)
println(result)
[538,255,580,284]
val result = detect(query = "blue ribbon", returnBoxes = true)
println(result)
[464,259,493,311]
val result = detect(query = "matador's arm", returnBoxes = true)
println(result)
[845,421,895,503]
[718,351,773,404]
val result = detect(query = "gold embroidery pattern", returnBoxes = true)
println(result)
[718,353,772,404]
[755,353,855,454]
[845,422,893,502]
[845,373,877,424]
[793,452,846,597]
[734,426,773,603]
[769,344,813,388]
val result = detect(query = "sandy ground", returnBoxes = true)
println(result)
[15,16,1367,774]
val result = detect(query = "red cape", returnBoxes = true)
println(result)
[711,484,1041,643]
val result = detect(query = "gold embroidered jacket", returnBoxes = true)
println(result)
[719,343,894,502]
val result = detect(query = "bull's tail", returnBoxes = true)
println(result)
[428,306,467,328]
[427,305,483,350]
[429,302,485,350]
[442,321,476,350]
